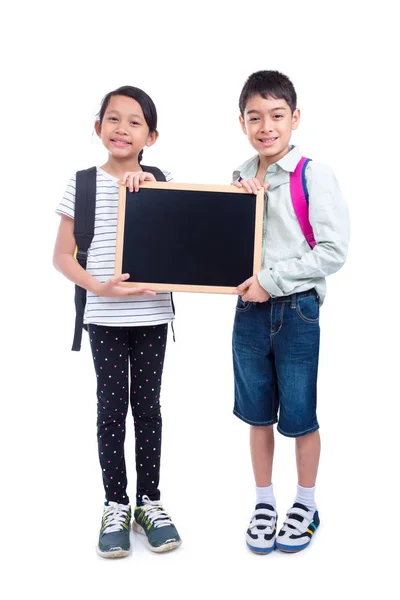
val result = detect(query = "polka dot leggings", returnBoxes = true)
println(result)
[88,323,167,506]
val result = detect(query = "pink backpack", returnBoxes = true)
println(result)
[239,156,316,249]
[290,157,316,248]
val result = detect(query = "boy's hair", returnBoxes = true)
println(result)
[239,70,297,115]
[97,85,158,163]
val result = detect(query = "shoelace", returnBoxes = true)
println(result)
[280,506,311,536]
[139,495,173,529]
[249,507,276,534]
[102,502,130,534]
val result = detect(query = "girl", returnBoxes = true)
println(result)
[53,86,181,558]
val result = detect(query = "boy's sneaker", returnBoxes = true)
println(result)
[133,495,181,553]
[97,501,132,558]
[246,503,277,554]
[275,502,320,553]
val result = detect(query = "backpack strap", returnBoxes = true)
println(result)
[71,167,97,351]
[290,157,316,249]
[140,165,167,181]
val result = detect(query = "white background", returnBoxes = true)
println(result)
[2,0,399,598]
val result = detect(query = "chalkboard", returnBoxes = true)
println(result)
[115,182,264,293]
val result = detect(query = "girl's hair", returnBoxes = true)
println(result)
[98,85,158,163]
[239,70,297,115]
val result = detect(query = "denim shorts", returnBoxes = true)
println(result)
[232,289,320,438]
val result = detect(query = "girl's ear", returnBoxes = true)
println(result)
[145,130,159,148]
[94,120,102,137]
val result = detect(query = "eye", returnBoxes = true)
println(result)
[249,117,260,122]
[130,121,140,126]
[274,114,284,119]
[108,116,118,122]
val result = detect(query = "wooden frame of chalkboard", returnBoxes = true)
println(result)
[115,182,264,294]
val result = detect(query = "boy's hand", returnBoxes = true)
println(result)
[95,274,156,297]
[120,171,156,192]
[235,275,270,303]
[232,178,269,194]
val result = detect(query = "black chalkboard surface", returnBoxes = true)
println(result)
[115,182,264,293]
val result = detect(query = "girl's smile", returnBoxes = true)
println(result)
[95,95,158,164]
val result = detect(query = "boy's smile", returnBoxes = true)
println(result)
[240,94,300,168]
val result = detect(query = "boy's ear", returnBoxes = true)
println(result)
[291,108,301,130]
[94,120,102,137]
[239,114,247,135]
[145,130,159,148]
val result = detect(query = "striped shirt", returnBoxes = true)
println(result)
[56,166,175,327]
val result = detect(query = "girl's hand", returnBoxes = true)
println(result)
[235,275,270,303]
[232,178,269,194]
[121,171,156,192]
[96,274,156,297]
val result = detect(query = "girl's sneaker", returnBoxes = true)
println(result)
[246,503,277,554]
[97,502,132,558]
[133,495,181,552]
[275,502,320,553]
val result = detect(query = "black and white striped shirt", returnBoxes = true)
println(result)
[57,167,175,327]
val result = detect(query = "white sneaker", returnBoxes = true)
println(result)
[246,503,277,554]
[275,503,320,553]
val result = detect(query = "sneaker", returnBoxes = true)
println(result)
[97,501,132,558]
[246,503,277,554]
[133,495,181,553]
[275,502,320,553]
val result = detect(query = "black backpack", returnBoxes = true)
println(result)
[72,165,167,351]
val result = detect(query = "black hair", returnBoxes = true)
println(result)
[98,85,158,163]
[239,70,297,115]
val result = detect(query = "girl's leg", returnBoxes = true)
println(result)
[129,324,168,505]
[89,325,130,504]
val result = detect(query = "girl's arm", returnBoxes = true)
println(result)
[53,214,155,297]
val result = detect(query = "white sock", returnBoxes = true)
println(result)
[256,484,276,508]
[295,484,316,513]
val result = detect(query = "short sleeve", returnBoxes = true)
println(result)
[162,169,173,182]
[56,174,77,219]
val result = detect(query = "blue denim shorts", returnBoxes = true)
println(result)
[232,289,320,437]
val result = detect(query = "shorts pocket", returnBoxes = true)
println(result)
[236,296,252,312]
[296,294,319,323]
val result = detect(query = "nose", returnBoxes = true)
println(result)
[260,118,273,133]
[115,122,128,135]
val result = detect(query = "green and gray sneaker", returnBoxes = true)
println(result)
[133,495,181,553]
[97,501,132,558]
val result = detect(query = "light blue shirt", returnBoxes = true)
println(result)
[233,146,350,303]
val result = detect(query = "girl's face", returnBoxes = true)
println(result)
[95,95,158,159]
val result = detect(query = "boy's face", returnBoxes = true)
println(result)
[239,94,300,165]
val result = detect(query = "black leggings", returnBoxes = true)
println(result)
[88,323,167,505]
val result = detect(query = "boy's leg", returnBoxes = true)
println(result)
[272,291,321,552]
[250,425,275,487]
[296,429,320,489]
[232,299,279,554]
[88,324,130,505]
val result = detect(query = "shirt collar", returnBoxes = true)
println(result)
[233,145,303,180]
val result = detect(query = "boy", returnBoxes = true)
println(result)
[232,70,349,553]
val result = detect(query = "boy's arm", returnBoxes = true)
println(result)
[258,163,350,296]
